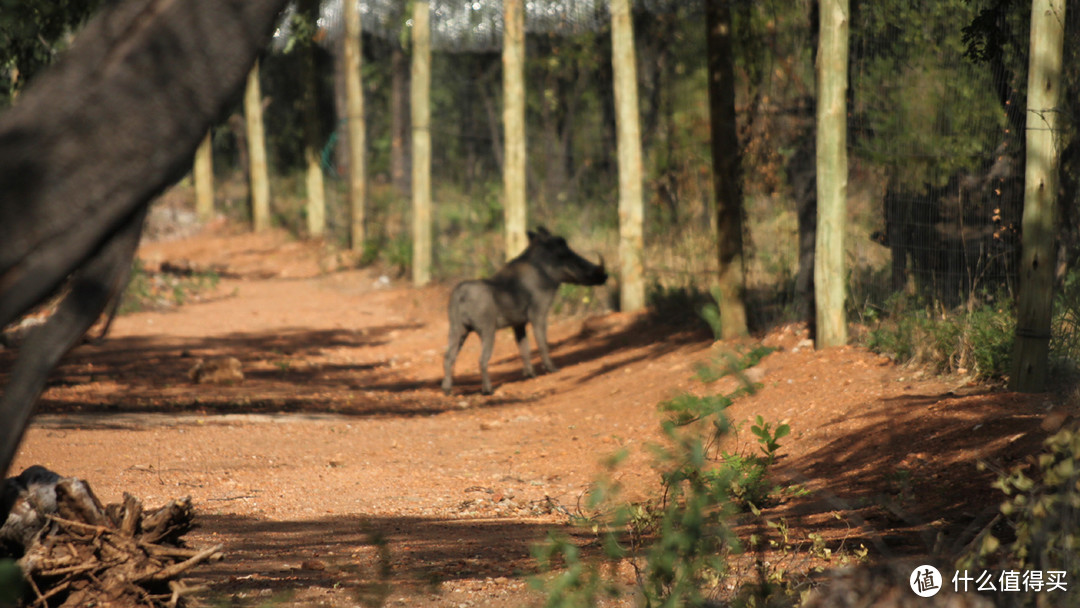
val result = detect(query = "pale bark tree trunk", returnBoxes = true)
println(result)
[1011,0,1066,392]
[411,0,432,286]
[194,131,214,221]
[343,0,366,251]
[706,0,748,339]
[814,0,849,347]
[610,0,644,312]
[300,0,326,239]
[304,153,325,237]
[503,0,527,260]
[245,60,271,232]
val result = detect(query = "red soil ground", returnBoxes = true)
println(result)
[4,223,1070,606]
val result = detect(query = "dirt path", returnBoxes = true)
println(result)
[5,226,1066,606]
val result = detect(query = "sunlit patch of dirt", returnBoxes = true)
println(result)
[4,222,1071,606]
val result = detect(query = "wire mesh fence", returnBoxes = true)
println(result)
[847,0,1025,311]
[252,0,1076,362]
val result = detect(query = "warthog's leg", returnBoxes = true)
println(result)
[478,324,497,395]
[514,324,535,378]
[532,314,558,373]
[442,323,469,394]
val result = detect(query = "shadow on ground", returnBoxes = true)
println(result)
[757,388,1050,561]
[2,313,708,420]
[190,513,573,605]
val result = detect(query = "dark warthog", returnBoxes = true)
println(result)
[442,227,608,395]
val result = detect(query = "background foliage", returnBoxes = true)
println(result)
[1,0,1077,370]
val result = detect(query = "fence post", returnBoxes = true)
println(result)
[706,0,748,339]
[300,0,326,239]
[411,0,432,286]
[610,0,645,313]
[343,0,366,252]
[245,60,271,232]
[503,0,527,260]
[814,0,849,348]
[1011,0,1066,392]
[194,131,214,222]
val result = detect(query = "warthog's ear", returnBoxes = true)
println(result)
[527,226,551,243]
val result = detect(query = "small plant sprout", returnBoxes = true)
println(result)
[750,415,790,465]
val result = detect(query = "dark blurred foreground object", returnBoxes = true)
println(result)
[0,0,290,478]
[801,562,993,608]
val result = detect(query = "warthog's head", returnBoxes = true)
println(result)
[527,226,608,286]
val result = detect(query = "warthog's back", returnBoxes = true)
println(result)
[449,279,529,330]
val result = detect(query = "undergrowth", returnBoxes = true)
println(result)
[862,270,1080,383]
[1050,270,1080,376]
[959,425,1080,606]
[862,294,1015,380]
[532,343,823,607]
[0,560,23,606]
[118,259,222,315]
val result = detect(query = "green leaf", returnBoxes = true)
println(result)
[0,559,24,605]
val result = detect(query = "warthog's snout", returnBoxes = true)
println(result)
[442,227,608,395]
[588,253,608,285]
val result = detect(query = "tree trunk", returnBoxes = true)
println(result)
[705,0,748,339]
[814,0,849,348]
[305,155,326,238]
[1011,0,1066,392]
[194,131,214,222]
[411,0,432,286]
[794,2,819,324]
[245,60,271,232]
[300,0,326,239]
[343,0,366,252]
[610,0,645,313]
[503,0,527,260]
[0,0,290,477]
[391,43,411,199]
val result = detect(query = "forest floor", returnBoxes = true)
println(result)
[4,220,1073,607]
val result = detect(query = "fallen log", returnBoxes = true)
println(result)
[0,466,220,607]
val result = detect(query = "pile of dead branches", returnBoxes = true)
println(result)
[0,466,220,607]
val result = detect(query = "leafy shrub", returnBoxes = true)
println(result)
[715,451,772,509]
[118,259,221,315]
[658,392,736,426]
[960,427,1080,607]
[531,532,621,608]
[695,344,776,384]
[384,232,413,277]
[750,415,791,465]
[965,304,1016,378]
[1051,270,1080,374]
[534,345,793,607]
[699,285,725,340]
[864,296,1014,380]
[0,560,23,606]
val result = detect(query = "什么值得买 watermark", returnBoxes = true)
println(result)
[951,569,1067,593]
[909,565,1068,597]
